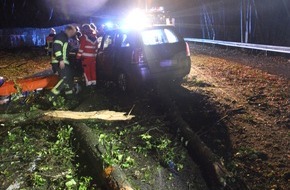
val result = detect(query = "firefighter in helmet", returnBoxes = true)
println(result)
[45,28,56,56]
[50,25,77,97]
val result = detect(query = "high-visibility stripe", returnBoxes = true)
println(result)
[53,79,64,89]
[55,51,62,57]
[63,42,69,65]
[78,49,84,53]
[83,73,96,86]
[51,88,60,95]
[84,74,91,86]
[51,79,64,95]
[65,90,73,95]
[51,57,58,64]
[54,40,64,46]
[51,59,59,64]
[84,34,98,45]
[82,52,96,57]
[84,45,96,49]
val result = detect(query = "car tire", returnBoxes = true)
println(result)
[174,75,189,85]
[117,71,130,92]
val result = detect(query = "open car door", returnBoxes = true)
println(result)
[97,32,116,80]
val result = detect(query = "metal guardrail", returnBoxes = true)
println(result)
[184,38,290,54]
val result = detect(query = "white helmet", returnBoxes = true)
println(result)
[50,28,56,35]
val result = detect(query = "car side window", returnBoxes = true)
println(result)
[97,37,103,49]
[103,34,114,50]
[113,33,130,48]
[120,32,140,48]
[121,34,130,47]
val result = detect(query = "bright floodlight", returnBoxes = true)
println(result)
[105,22,114,29]
[122,9,151,29]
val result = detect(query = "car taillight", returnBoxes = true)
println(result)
[132,48,146,64]
[185,42,190,56]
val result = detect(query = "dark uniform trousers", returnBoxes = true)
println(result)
[51,31,74,95]
[51,64,74,95]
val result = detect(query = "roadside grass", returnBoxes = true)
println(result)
[93,121,186,170]
[89,120,188,187]
[0,124,92,189]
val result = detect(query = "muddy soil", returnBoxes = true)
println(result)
[184,43,289,190]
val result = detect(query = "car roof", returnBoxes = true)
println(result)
[106,25,176,33]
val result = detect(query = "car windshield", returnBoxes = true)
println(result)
[141,28,179,45]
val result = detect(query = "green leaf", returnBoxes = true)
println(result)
[65,179,77,188]
[66,174,73,179]
[122,163,130,168]
[117,154,123,161]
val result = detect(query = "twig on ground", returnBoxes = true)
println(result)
[122,115,165,128]
[127,104,135,117]
[145,127,163,134]
[40,171,70,180]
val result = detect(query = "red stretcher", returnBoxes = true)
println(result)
[0,75,59,96]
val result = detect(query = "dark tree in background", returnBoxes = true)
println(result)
[155,0,290,45]
[0,0,290,45]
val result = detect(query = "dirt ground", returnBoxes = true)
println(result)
[185,44,289,190]
[0,48,51,80]
[75,90,208,190]
[0,45,289,190]
[0,49,208,189]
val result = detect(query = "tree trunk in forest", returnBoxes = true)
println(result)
[240,0,256,43]
[241,0,244,42]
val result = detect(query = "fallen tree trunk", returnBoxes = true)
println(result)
[73,123,133,190]
[168,109,228,189]
[155,85,249,190]
[0,110,134,126]
[44,110,134,121]
[72,100,134,190]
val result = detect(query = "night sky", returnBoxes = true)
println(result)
[0,0,289,28]
[0,0,290,45]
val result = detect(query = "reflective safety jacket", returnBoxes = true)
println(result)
[52,32,69,64]
[77,34,98,60]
